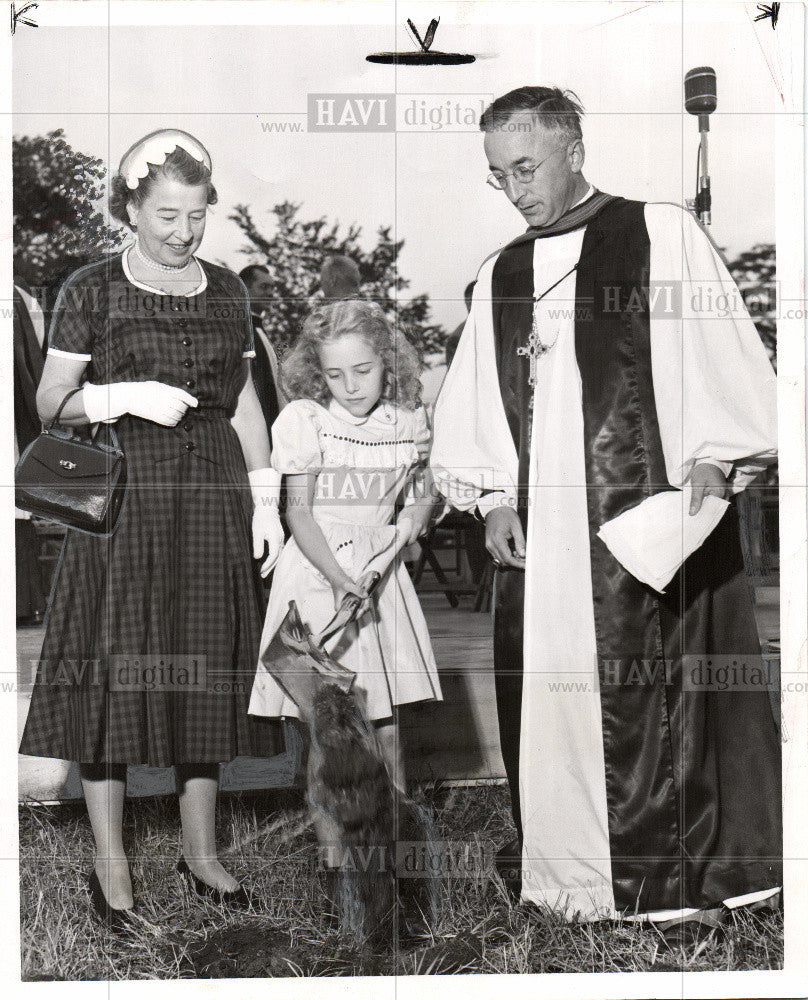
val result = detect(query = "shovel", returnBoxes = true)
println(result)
[259,522,410,721]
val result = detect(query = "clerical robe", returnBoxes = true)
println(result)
[431,192,782,921]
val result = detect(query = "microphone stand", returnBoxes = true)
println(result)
[687,114,712,226]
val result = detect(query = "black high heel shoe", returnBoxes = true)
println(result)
[176,858,253,909]
[87,869,136,931]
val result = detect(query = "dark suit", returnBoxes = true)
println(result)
[14,286,47,621]
[250,314,280,449]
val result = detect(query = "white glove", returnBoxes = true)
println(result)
[83,381,198,427]
[249,467,285,577]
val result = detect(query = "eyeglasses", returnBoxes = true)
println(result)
[486,146,568,191]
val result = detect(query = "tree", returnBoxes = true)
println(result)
[724,243,776,370]
[229,201,445,356]
[13,129,124,310]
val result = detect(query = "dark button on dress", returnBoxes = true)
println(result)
[19,252,282,766]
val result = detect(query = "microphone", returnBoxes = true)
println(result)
[684,67,717,225]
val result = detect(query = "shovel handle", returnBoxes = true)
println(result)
[313,524,410,647]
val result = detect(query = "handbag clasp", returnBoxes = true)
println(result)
[59,459,77,470]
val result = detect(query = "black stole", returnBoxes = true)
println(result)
[490,197,781,911]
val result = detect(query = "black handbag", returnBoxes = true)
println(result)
[14,386,128,536]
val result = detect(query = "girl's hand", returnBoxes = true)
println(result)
[331,574,369,613]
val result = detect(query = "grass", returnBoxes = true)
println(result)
[19,782,783,981]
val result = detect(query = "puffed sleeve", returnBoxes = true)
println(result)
[46,267,98,362]
[270,399,323,474]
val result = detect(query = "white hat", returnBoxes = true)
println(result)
[119,129,212,191]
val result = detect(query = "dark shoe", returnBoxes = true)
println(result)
[657,907,726,950]
[494,837,522,903]
[87,869,136,932]
[176,858,252,909]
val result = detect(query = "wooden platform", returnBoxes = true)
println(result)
[399,593,503,782]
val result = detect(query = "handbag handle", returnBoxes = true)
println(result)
[46,386,85,431]
[45,386,123,453]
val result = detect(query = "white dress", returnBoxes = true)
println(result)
[248,396,442,722]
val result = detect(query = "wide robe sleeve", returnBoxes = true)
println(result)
[430,254,519,515]
[646,202,778,492]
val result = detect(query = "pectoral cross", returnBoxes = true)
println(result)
[517,301,557,388]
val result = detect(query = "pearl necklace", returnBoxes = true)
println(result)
[133,239,195,274]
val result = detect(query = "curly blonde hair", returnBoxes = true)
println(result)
[280,299,423,410]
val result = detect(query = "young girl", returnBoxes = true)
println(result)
[248,299,442,861]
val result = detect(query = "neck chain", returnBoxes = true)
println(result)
[517,261,580,386]
[133,239,195,274]
[515,227,611,388]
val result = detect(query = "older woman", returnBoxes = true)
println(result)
[19,130,284,926]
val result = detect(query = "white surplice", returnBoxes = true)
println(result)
[431,198,778,921]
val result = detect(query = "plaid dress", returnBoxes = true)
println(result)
[18,251,283,766]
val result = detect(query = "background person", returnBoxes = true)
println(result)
[444,280,475,369]
[319,254,361,302]
[14,282,48,626]
[239,263,286,449]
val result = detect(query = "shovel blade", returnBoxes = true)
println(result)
[260,601,357,720]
